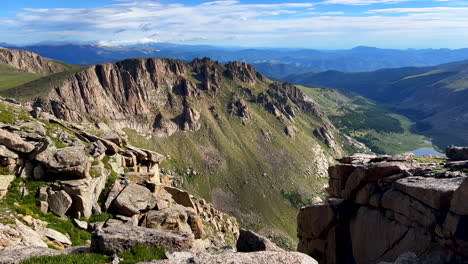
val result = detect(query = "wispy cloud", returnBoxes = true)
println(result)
[0,0,467,48]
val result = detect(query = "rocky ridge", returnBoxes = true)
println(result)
[298,149,468,263]
[0,47,69,75]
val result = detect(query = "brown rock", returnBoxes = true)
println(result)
[394,176,462,210]
[164,186,195,209]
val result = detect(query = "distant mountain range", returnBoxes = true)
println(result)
[286,60,468,148]
[5,42,468,76]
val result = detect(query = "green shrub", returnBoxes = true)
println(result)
[87,212,113,223]
[0,167,11,175]
[118,245,166,264]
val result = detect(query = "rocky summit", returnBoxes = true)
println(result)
[297,148,468,263]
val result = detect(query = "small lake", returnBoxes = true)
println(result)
[406,140,443,157]
[407,148,442,157]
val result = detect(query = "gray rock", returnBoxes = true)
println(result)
[35,146,91,178]
[0,175,15,199]
[44,228,72,245]
[91,225,195,255]
[47,190,72,217]
[104,180,125,211]
[141,205,194,235]
[0,128,35,153]
[140,251,318,264]
[0,246,60,264]
[14,219,48,248]
[112,183,155,216]
[446,146,468,161]
[74,218,88,230]
[449,177,468,215]
[237,229,283,252]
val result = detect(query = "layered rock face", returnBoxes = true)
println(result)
[30,57,327,138]
[0,47,68,74]
[298,151,468,264]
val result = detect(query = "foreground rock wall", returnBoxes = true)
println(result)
[298,151,468,264]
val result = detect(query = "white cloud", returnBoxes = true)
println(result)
[0,0,467,48]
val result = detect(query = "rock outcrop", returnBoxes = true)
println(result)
[142,251,318,264]
[0,47,69,74]
[91,225,195,255]
[298,151,468,263]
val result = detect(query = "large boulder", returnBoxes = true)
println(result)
[164,186,195,209]
[0,128,35,153]
[112,183,155,216]
[91,225,195,255]
[394,176,463,210]
[236,229,283,252]
[0,246,60,264]
[35,146,91,178]
[61,176,107,218]
[47,190,72,217]
[141,206,193,235]
[141,251,318,264]
[446,146,468,161]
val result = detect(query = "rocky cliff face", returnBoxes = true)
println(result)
[298,150,468,263]
[0,47,69,74]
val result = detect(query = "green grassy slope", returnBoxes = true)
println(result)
[0,51,80,94]
[0,64,43,91]
[298,85,431,154]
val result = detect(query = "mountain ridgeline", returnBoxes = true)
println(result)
[1,54,361,246]
[286,61,468,149]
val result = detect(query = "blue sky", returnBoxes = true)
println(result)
[1,0,468,49]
